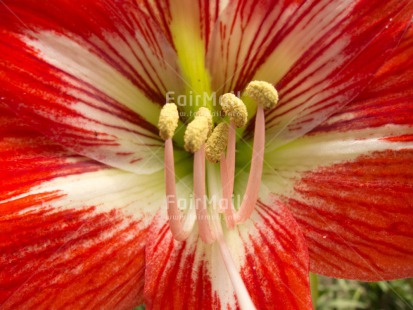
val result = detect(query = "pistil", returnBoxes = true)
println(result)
[214,222,256,310]
[207,163,256,310]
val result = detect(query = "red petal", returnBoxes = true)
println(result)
[0,108,162,308]
[207,0,306,93]
[283,150,413,281]
[235,0,412,146]
[266,0,413,145]
[0,0,183,173]
[139,0,223,52]
[263,27,413,280]
[265,138,413,281]
[313,25,413,135]
[144,199,312,309]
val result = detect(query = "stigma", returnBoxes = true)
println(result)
[159,81,278,243]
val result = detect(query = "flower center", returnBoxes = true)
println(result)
[158,81,279,242]
[159,81,278,308]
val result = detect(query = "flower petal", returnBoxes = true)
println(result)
[263,25,413,279]
[0,0,184,173]
[144,192,312,309]
[206,0,306,94]
[139,0,229,116]
[139,0,225,51]
[313,25,413,136]
[280,150,413,281]
[263,0,413,147]
[223,0,412,147]
[0,109,163,308]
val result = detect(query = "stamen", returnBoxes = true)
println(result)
[205,122,229,163]
[235,81,278,224]
[245,80,279,109]
[194,145,215,243]
[196,107,213,136]
[220,93,247,225]
[220,93,247,214]
[164,138,192,241]
[184,116,209,153]
[186,109,214,243]
[161,82,277,244]
[226,121,236,198]
[220,152,235,228]
[158,103,179,140]
[221,93,248,128]
[159,104,192,241]
[235,105,265,224]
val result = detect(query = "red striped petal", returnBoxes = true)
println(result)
[313,25,413,135]
[263,25,413,279]
[139,0,224,52]
[207,0,305,94]
[0,109,163,308]
[144,199,312,309]
[0,0,183,173]
[279,149,413,281]
[265,137,413,280]
[236,0,412,147]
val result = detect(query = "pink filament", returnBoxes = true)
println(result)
[235,105,265,224]
[226,121,236,195]
[194,145,216,243]
[220,153,235,229]
[213,215,256,309]
[166,105,265,240]
[164,138,191,241]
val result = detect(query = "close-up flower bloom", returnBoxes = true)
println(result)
[1,0,412,309]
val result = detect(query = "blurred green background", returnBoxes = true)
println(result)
[134,276,413,309]
[313,275,413,309]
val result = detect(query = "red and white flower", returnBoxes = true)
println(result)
[1,1,412,309]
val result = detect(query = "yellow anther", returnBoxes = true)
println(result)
[205,122,229,163]
[196,107,213,135]
[184,116,209,153]
[220,93,248,128]
[158,103,179,140]
[245,80,279,109]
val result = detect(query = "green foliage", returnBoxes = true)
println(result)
[134,277,413,309]
[314,276,413,309]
